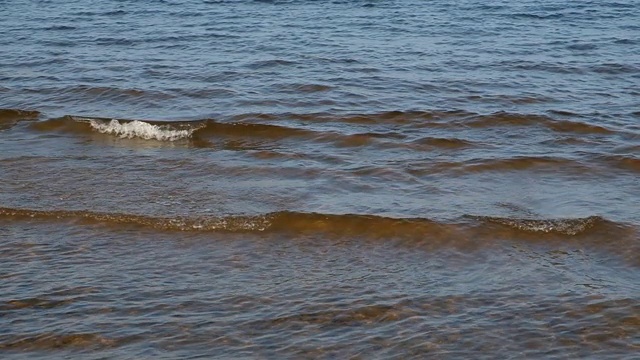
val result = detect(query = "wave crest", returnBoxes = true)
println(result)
[0,207,627,239]
[0,207,270,232]
[87,119,199,141]
[0,108,40,130]
[476,215,602,236]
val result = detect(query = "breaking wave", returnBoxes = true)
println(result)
[0,207,271,232]
[473,215,602,236]
[23,110,631,142]
[0,206,628,239]
[254,110,622,136]
[87,119,198,141]
[29,115,207,141]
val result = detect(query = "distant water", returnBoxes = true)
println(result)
[1,0,639,358]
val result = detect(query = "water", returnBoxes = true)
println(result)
[1,0,639,358]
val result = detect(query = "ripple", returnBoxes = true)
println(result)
[0,333,120,351]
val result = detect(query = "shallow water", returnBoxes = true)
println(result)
[1,0,639,358]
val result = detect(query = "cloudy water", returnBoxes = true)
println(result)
[1,0,639,358]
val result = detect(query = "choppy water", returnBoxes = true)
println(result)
[1,0,639,358]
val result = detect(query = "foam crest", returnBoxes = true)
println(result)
[1,207,628,241]
[0,207,273,233]
[89,119,195,141]
[480,216,602,235]
[163,215,272,232]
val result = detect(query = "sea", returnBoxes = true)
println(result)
[1,0,639,358]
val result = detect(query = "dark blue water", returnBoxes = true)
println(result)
[1,0,639,358]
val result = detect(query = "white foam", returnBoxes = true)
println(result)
[484,216,600,235]
[89,119,195,141]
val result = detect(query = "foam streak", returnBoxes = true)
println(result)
[89,119,195,141]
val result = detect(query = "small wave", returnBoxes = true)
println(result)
[503,60,585,74]
[30,115,339,146]
[566,43,598,51]
[0,333,118,350]
[614,38,637,45]
[30,116,207,141]
[462,112,616,135]
[0,108,40,122]
[411,136,477,149]
[246,59,299,69]
[0,207,271,232]
[1,297,73,311]
[94,37,136,46]
[464,112,546,127]
[0,108,40,130]
[64,85,170,99]
[195,119,316,140]
[511,12,565,20]
[0,207,631,242]
[274,83,334,93]
[465,94,552,105]
[462,156,585,173]
[254,304,404,328]
[407,156,588,176]
[21,85,173,104]
[597,154,640,173]
[591,63,640,75]
[474,215,603,236]
[255,110,473,126]
[24,110,626,146]
[42,25,77,31]
[1,287,95,311]
[548,120,615,135]
[87,119,198,141]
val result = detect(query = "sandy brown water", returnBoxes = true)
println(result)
[1,0,640,358]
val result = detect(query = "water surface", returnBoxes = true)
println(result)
[1,0,639,358]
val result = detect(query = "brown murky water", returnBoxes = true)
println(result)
[1,0,639,358]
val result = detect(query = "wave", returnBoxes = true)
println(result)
[0,108,40,130]
[511,12,565,20]
[0,206,630,241]
[276,83,334,93]
[230,111,621,137]
[283,110,473,126]
[42,25,77,31]
[23,109,628,144]
[463,156,588,173]
[410,136,477,149]
[406,156,591,176]
[85,118,202,141]
[0,207,271,232]
[253,303,402,328]
[30,116,207,141]
[461,112,616,134]
[245,295,640,346]
[596,154,640,173]
[29,115,395,146]
[21,85,174,104]
[0,333,120,351]
[591,63,640,75]
[246,59,300,69]
[194,119,316,140]
[472,215,601,236]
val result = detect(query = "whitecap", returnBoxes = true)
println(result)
[480,216,601,235]
[89,119,196,141]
